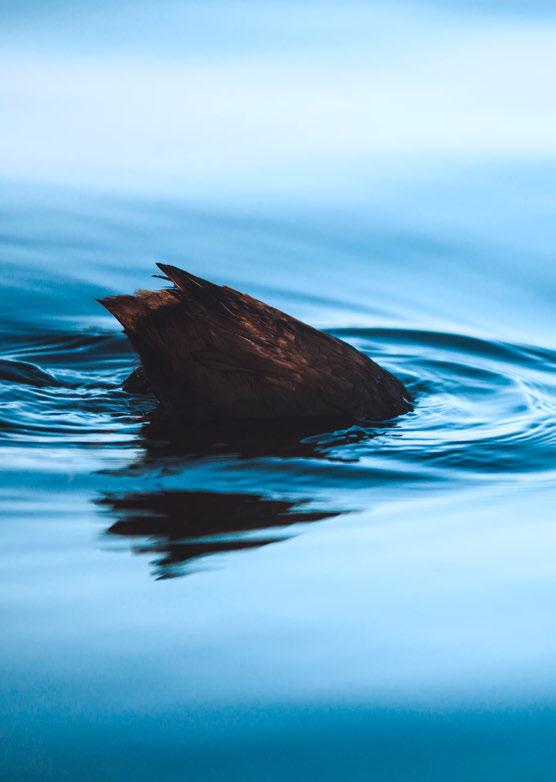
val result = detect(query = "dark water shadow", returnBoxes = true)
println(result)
[97,489,344,580]
[96,405,398,579]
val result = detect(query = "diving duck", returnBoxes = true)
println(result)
[100,263,412,422]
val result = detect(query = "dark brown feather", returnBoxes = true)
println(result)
[99,263,412,422]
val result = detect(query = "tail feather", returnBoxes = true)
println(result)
[156,263,213,293]
[97,295,143,330]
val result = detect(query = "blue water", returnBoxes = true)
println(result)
[2,2,556,780]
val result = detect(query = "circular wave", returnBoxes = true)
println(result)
[0,328,554,483]
[335,328,556,482]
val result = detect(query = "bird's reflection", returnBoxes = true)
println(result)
[98,490,343,580]
[97,408,392,579]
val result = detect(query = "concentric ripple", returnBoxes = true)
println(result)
[335,328,556,482]
[1,326,554,487]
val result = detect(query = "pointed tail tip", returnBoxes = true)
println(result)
[97,295,115,313]
[155,262,208,291]
[97,294,142,328]
[97,294,123,315]
[155,261,185,279]
[155,261,171,274]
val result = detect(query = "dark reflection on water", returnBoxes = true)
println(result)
[96,414,364,578]
[98,490,343,579]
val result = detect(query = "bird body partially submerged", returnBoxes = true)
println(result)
[100,264,412,422]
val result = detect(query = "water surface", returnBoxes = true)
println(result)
[2,172,555,780]
[1,2,556,780]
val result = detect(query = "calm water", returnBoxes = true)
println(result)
[2,2,556,781]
